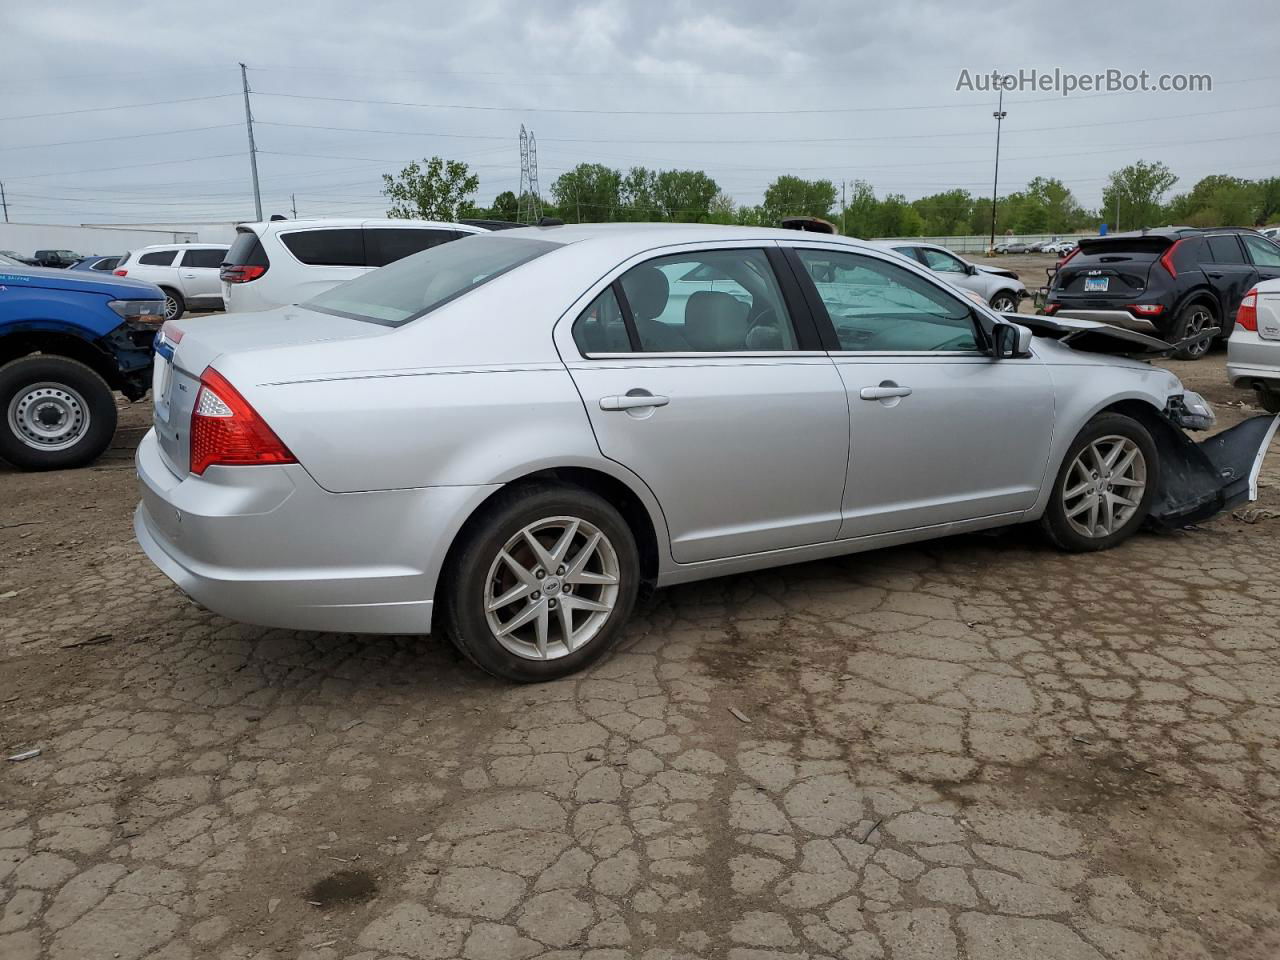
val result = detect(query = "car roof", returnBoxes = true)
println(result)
[245,217,481,233]
[490,221,887,252]
[130,242,228,252]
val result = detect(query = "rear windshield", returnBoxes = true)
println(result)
[226,229,270,267]
[304,235,562,327]
[1077,236,1172,257]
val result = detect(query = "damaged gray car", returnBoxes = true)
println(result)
[135,227,1280,681]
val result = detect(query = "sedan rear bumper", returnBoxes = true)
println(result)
[1226,328,1280,389]
[134,428,498,634]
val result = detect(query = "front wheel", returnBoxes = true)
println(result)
[442,485,640,682]
[1040,413,1159,552]
[0,355,118,470]
[1257,388,1280,415]
[989,291,1019,313]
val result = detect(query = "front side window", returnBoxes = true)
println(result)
[304,235,561,327]
[612,249,799,353]
[1242,235,1280,267]
[796,249,979,353]
[138,250,177,266]
[281,228,365,267]
[181,248,226,269]
[919,247,968,274]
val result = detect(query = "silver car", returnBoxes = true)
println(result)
[1228,277,1280,412]
[135,225,1278,682]
[874,241,1026,313]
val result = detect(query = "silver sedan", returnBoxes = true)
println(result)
[135,225,1277,681]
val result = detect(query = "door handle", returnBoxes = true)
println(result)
[600,392,669,411]
[1207,271,1224,278]
[181,272,197,278]
[859,385,912,401]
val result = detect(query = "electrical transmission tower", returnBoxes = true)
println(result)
[518,125,542,224]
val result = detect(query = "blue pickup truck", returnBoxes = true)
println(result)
[0,266,165,470]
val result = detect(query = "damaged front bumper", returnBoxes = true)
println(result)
[1148,414,1280,528]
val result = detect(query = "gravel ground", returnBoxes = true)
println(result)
[2,349,1279,960]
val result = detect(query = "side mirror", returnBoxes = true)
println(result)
[966,263,979,276]
[991,321,1033,359]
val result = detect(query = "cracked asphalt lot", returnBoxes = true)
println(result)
[2,353,1279,960]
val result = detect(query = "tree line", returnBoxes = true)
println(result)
[383,156,1280,237]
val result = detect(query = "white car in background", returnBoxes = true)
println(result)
[1228,278,1280,413]
[219,218,489,313]
[875,241,1027,313]
[114,243,229,321]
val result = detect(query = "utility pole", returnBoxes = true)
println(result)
[1114,191,1120,233]
[840,180,847,235]
[291,193,297,219]
[0,181,8,223]
[239,62,263,222]
[988,85,1006,253]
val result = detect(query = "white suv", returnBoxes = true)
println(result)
[220,218,488,313]
[114,243,229,321]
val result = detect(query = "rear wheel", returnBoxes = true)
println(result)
[1040,413,1159,552]
[1257,388,1280,415]
[989,291,1019,313]
[161,288,185,322]
[0,355,117,470]
[442,485,640,682]
[1169,300,1215,360]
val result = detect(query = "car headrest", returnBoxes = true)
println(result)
[620,265,669,321]
[684,291,751,351]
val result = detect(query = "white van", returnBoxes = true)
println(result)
[219,218,489,313]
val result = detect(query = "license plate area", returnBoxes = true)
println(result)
[1084,276,1110,293]
[152,354,173,423]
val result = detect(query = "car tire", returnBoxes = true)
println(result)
[441,484,640,682]
[1040,412,1159,553]
[989,291,1019,313]
[1169,300,1216,360]
[0,355,118,471]
[1257,388,1280,415]
[161,288,185,322]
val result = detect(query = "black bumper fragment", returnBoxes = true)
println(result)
[1148,415,1280,528]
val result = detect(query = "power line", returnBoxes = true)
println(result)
[0,124,241,152]
[2,153,243,181]
[0,93,239,122]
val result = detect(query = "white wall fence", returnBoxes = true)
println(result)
[0,222,198,256]
[874,233,1095,254]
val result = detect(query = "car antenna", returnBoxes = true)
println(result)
[536,216,564,227]
[269,213,288,221]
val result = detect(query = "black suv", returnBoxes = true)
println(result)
[1045,227,1280,359]
[32,249,84,268]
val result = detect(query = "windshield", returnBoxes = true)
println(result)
[305,234,562,327]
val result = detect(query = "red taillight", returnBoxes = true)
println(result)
[114,269,128,276]
[1043,303,1061,315]
[1158,239,1184,279]
[1127,303,1165,317]
[159,320,184,344]
[1237,288,1258,332]
[220,264,266,284]
[190,368,296,475]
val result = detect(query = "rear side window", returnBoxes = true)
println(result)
[281,228,365,266]
[573,286,633,354]
[138,250,177,266]
[1206,235,1246,263]
[304,235,561,327]
[364,228,458,267]
[181,248,226,269]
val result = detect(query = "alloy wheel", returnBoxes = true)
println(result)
[1183,307,1213,357]
[1062,435,1147,538]
[7,381,91,452]
[991,294,1017,313]
[484,516,621,660]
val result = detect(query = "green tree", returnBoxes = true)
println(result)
[1166,175,1259,227]
[911,189,975,235]
[841,180,880,237]
[1023,177,1084,233]
[763,175,837,222]
[654,170,719,222]
[705,191,737,224]
[487,190,519,221]
[551,163,623,222]
[1101,160,1178,231]
[381,157,480,220]
[619,167,658,221]
[1257,177,1280,225]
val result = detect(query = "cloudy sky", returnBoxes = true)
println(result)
[2,0,1277,226]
